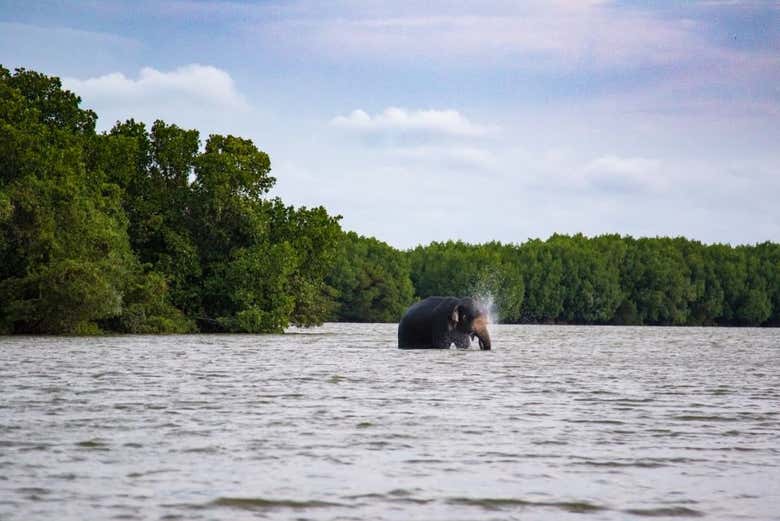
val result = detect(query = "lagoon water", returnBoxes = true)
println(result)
[1,324,779,520]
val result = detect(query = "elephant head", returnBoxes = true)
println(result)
[449,297,492,350]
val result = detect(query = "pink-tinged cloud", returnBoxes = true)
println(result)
[255,3,704,70]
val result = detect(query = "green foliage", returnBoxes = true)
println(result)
[107,271,195,334]
[548,234,623,323]
[0,66,132,334]
[107,120,203,317]
[327,232,415,322]
[195,134,275,204]
[263,200,342,326]
[0,65,342,334]
[620,238,695,325]
[404,234,777,327]
[755,242,780,325]
[207,243,297,333]
[3,67,96,135]
[515,239,563,322]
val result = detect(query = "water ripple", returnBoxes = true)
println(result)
[1,324,778,521]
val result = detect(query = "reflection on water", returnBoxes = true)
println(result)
[1,324,778,520]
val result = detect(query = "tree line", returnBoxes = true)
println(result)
[327,233,779,327]
[1,66,777,334]
[399,236,780,327]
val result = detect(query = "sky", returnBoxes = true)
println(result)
[1,0,778,248]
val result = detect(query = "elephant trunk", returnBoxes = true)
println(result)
[472,317,491,350]
[477,330,491,350]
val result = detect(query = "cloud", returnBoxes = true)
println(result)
[241,1,779,118]
[330,107,494,137]
[329,107,497,171]
[390,145,495,170]
[64,64,248,110]
[695,0,780,7]
[61,64,251,132]
[583,155,664,193]
[253,2,708,71]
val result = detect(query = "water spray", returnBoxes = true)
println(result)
[476,292,499,325]
[470,273,500,324]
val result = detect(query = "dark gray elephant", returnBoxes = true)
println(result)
[398,296,491,350]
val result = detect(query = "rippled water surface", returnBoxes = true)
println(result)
[1,324,779,520]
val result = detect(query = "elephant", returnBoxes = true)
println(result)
[398,296,492,350]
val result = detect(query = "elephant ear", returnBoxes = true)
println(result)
[449,305,460,329]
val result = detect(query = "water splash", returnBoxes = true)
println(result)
[477,291,500,325]
[469,278,500,324]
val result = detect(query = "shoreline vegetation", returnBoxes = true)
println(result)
[1,66,778,335]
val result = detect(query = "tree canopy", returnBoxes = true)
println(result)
[0,66,340,334]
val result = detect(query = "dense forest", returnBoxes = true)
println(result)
[1,66,778,334]
[0,66,340,334]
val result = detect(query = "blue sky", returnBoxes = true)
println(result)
[1,0,778,248]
